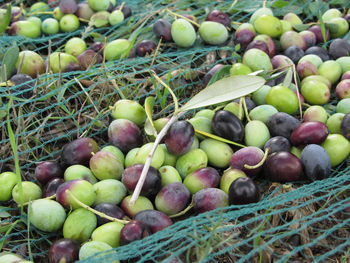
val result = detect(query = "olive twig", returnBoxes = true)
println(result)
[26,11,54,16]
[165,9,200,28]
[237,97,244,120]
[169,199,194,218]
[19,194,56,207]
[244,148,270,169]
[119,2,125,11]
[241,97,251,122]
[0,81,14,87]
[263,0,267,8]
[194,129,246,148]
[129,113,182,205]
[230,0,238,10]
[79,18,90,23]
[66,190,129,224]
[150,38,162,69]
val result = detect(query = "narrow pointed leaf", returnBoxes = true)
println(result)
[179,75,265,112]
[144,96,157,136]
[1,44,19,82]
[319,12,327,44]
[0,5,11,36]
[293,23,311,32]
[282,68,293,88]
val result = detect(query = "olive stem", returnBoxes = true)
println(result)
[20,194,56,207]
[150,38,162,69]
[244,148,270,169]
[165,9,201,28]
[194,129,246,148]
[151,71,179,113]
[230,0,238,10]
[26,11,54,16]
[119,2,125,11]
[242,97,251,122]
[130,113,182,205]
[0,81,14,87]
[79,18,90,23]
[66,190,129,224]
[169,200,194,218]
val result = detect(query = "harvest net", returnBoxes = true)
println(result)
[0,0,350,262]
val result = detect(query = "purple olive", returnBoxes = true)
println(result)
[136,40,157,57]
[108,119,142,153]
[264,152,303,182]
[35,161,63,184]
[134,210,173,233]
[153,19,172,42]
[49,238,80,263]
[119,220,151,245]
[43,178,65,198]
[155,182,191,215]
[165,120,195,156]
[229,146,264,177]
[228,177,260,205]
[290,121,329,146]
[94,203,125,226]
[206,10,230,27]
[121,164,161,197]
[194,188,228,213]
[60,138,99,167]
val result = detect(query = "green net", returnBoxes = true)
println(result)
[1,0,350,262]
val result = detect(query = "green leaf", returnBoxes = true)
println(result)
[179,75,265,112]
[271,0,289,8]
[293,23,311,32]
[307,2,329,17]
[0,5,11,36]
[128,15,153,43]
[282,68,293,88]
[7,98,23,214]
[0,210,11,218]
[88,32,104,42]
[273,5,302,16]
[329,0,347,5]
[0,97,6,119]
[234,43,241,52]
[1,44,19,82]
[206,65,231,87]
[319,11,327,44]
[144,96,157,136]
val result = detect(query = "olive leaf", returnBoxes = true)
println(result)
[0,207,11,218]
[293,23,311,32]
[179,75,265,112]
[0,5,11,36]
[1,44,19,82]
[282,68,293,88]
[144,96,157,136]
[271,0,289,8]
[319,12,328,45]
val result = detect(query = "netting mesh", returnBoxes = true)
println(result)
[0,0,350,262]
